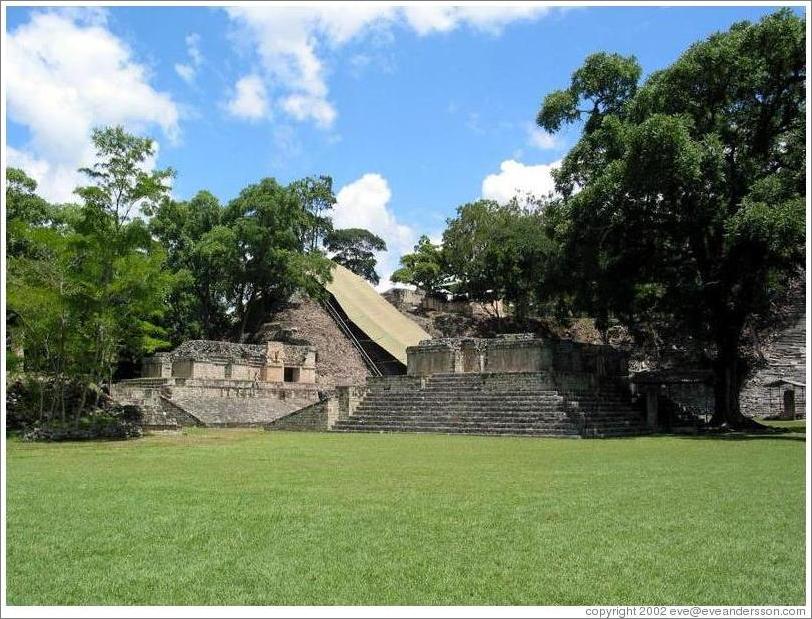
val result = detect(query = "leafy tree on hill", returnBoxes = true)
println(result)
[6,126,174,419]
[6,168,54,259]
[324,227,387,285]
[443,199,555,323]
[224,178,333,338]
[290,175,336,252]
[537,9,806,427]
[149,191,236,341]
[391,235,448,296]
[75,126,174,228]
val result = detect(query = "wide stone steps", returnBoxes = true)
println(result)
[346,413,572,423]
[332,371,647,438]
[172,396,312,427]
[330,424,580,437]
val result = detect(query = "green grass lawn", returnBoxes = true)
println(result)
[6,429,807,605]
[758,418,807,433]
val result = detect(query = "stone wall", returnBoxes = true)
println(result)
[740,302,806,418]
[142,354,172,378]
[265,384,368,431]
[265,399,337,431]
[112,376,321,427]
[142,339,316,385]
[383,288,475,316]
[630,370,715,426]
[406,335,628,378]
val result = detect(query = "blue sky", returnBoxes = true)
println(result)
[5,4,804,287]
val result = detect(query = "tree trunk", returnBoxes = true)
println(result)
[710,329,759,429]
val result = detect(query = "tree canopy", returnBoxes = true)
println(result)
[324,228,387,285]
[537,9,806,425]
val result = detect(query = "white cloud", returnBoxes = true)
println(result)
[481,159,560,206]
[226,74,269,121]
[6,12,179,203]
[330,173,417,291]
[403,5,550,36]
[526,124,558,150]
[186,33,203,66]
[175,63,196,83]
[224,6,554,128]
[6,146,85,205]
[281,94,336,128]
[175,33,203,84]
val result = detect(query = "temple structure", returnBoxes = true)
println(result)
[268,334,649,437]
[111,338,320,428]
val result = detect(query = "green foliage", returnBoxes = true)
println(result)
[539,9,806,424]
[75,126,174,226]
[391,235,447,295]
[538,52,641,134]
[289,175,336,251]
[224,178,333,336]
[6,168,54,258]
[6,127,174,421]
[324,227,387,284]
[149,191,235,341]
[443,199,555,321]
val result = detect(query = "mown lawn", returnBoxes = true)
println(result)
[5,429,806,605]
[759,418,807,433]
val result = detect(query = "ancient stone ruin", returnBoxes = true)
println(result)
[112,337,320,428]
[268,334,649,438]
[110,263,805,434]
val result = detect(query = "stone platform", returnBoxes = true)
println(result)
[111,377,321,429]
[267,335,649,438]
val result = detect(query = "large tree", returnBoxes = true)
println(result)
[6,126,174,418]
[391,235,448,296]
[289,175,336,252]
[224,178,333,337]
[443,199,554,323]
[538,10,805,426]
[149,191,236,341]
[323,227,387,285]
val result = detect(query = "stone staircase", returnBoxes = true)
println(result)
[170,395,310,427]
[331,373,647,438]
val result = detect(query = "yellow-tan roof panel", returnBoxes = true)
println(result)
[324,263,431,364]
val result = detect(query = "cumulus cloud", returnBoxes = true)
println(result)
[226,74,269,121]
[6,12,179,203]
[6,146,86,205]
[526,124,559,150]
[402,5,550,36]
[175,32,203,84]
[330,173,417,291]
[224,6,553,128]
[481,159,560,206]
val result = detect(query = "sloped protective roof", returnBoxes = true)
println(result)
[324,263,431,364]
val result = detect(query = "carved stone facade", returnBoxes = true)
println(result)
[114,338,319,428]
[141,339,316,384]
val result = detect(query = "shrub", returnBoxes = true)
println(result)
[22,405,143,442]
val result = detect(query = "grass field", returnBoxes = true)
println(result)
[6,428,807,606]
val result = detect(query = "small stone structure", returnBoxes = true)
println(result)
[267,334,648,437]
[113,338,320,428]
[762,379,805,420]
[740,299,806,418]
[630,370,714,430]
[141,339,316,384]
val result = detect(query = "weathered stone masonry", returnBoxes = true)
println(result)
[113,339,320,428]
[268,334,648,438]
